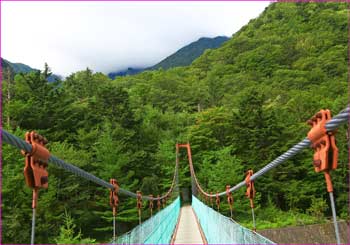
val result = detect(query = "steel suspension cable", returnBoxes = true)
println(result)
[187,107,348,244]
[2,129,178,201]
[189,106,349,198]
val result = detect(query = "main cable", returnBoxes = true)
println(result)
[2,129,178,201]
[188,106,349,198]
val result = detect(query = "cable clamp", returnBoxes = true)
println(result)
[149,194,154,212]
[109,179,119,216]
[157,195,161,210]
[136,191,142,209]
[216,192,220,210]
[22,131,50,191]
[226,185,233,206]
[245,170,256,208]
[307,109,338,173]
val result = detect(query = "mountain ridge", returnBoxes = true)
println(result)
[107,35,229,79]
[148,36,229,71]
[1,58,62,82]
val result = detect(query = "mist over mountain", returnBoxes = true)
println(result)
[107,36,229,79]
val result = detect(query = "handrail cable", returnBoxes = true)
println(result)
[187,106,349,197]
[184,106,349,245]
[2,129,178,201]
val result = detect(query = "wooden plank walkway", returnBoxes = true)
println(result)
[173,205,205,244]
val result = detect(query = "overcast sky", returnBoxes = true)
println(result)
[2,1,271,76]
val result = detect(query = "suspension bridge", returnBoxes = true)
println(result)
[2,107,349,244]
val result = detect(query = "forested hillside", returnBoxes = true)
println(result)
[2,59,14,75]
[2,58,34,73]
[2,2,348,244]
[148,36,229,70]
[107,36,229,79]
[1,58,61,82]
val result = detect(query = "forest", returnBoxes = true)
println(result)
[1,2,349,244]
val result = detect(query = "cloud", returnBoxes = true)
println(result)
[1,1,270,76]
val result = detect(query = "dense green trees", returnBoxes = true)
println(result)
[2,1,348,243]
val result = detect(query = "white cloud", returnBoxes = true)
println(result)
[1,1,271,76]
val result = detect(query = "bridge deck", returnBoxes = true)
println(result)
[173,205,205,244]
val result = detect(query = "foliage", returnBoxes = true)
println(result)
[54,210,96,244]
[149,36,229,70]
[307,197,328,221]
[1,2,348,243]
[239,201,324,230]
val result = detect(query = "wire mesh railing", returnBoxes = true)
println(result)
[114,197,180,244]
[192,195,275,244]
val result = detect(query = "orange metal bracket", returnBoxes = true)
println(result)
[216,193,220,211]
[226,185,233,206]
[226,185,233,218]
[245,170,257,231]
[149,195,154,216]
[307,109,338,173]
[307,109,338,192]
[23,131,50,190]
[157,195,161,211]
[136,191,142,209]
[136,191,142,224]
[22,131,50,209]
[210,192,213,207]
[245,170,256,208]
[109,179,119,216]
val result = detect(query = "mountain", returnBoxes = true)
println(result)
[107,36,229,79]
[148,36,229,70]
[1,58,14,77]
[114,0,348,226]
[1,58,62,82]
[3,59,34,73]
[108,67,144,79]
[114,0,348,221]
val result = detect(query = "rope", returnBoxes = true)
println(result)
[2,129,178,201]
